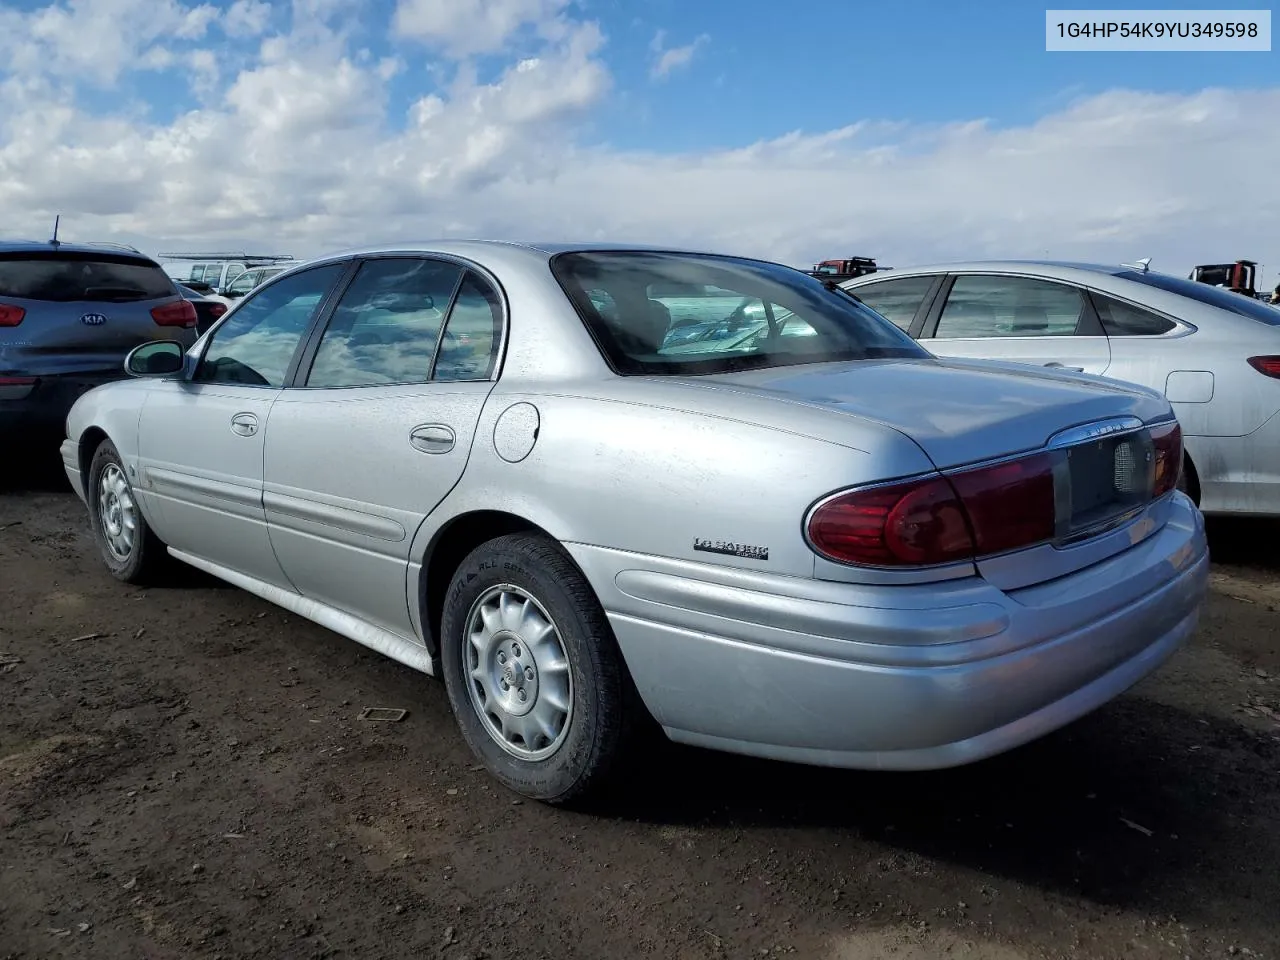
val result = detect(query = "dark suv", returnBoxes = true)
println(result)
[1,240,199,440]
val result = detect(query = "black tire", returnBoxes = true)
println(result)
[86,439,170,584]
[440,533,634,805]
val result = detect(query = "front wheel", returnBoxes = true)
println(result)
[440,533,633,804]
[86,439,170,584]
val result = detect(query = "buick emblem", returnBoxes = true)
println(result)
[80,312,107,326]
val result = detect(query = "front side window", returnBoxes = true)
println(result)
[0,252,176,303]
[223,263,245,284]
[550,251,926,376]
[306,258,462,388]
[847,275,937,331]
[934,275,1085,339]
[195,263,346,387]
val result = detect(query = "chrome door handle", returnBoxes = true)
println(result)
[409,424,455,454]
[1044,362,1085,372]
[230,412,259,436]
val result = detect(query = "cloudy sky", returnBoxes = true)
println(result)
[0,0,1275,279]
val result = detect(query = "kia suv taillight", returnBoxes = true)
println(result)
[807,419,1181,568]
[151,300,197,328]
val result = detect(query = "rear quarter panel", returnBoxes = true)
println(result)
[416,382,939,580]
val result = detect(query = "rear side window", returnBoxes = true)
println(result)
[934,275,1084,339]
[1091,293,1176,336]
[0,253,176,303]
[846,275,936,331]
[306,257,462,388]
[433,272,503,381]
[1115,269,1280,325]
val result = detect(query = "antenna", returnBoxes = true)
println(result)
[1120,256,1151,273]
[50,214,61,248]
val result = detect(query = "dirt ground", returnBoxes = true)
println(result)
[2,456,1279,960]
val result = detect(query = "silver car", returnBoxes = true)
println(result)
[60,242,1209,804]
[841,261,1280,517]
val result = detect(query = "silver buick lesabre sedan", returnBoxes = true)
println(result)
[60,241,1209,804]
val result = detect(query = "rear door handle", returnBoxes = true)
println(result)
[409,424,455,454]
[1044,362,1085,372]
[230,412,259,436]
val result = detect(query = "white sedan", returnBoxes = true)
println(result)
[843,261,1280,517]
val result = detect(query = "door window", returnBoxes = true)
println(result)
[848,275,936,331]
[433,272,503,381]
[194,263,346,387]
[226,269,261,297]
[223,263,246,284]
[1091,293,1176,336]
[934,275,1085,339]
[306,258,463,387]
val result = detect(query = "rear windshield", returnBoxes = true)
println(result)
[1115,270,1280,325]
[550,251,928,375]
[0,252,176,303]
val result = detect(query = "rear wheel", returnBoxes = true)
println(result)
[87,439,170,583]
[440,533,632,804]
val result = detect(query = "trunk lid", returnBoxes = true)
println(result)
[691,356,1169,469]
[681,356,1177,589]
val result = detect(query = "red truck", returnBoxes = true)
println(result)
[804,256,887,282]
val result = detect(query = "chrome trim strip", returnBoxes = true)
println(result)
[1047,416,1144,448]
[169,548,435,675]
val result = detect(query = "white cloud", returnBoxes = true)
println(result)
[392,0,572,57]
[0,0,219,85]
[223,0,272,37]
[649,29,709,80]
[0,0,1275,286]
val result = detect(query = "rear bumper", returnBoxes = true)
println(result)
[568,492,1209,770]
[0,373,122,437]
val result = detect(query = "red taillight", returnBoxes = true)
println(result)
[949,453,1057,555]
[808,453,1057,568]
[0,376,36,385]
[809,476,974,567]
[151,300,197,328]
[0,303,25,326]
[1150,421,1182,497]
[1248,356,1280,379]
[208,302,228,320]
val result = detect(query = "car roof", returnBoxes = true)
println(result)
[0,239,157,261]
[842,258,1280,329]
[842,259,1132,281]
[310,239,738,266]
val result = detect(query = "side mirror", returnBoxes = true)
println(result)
[125,340,186,378]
